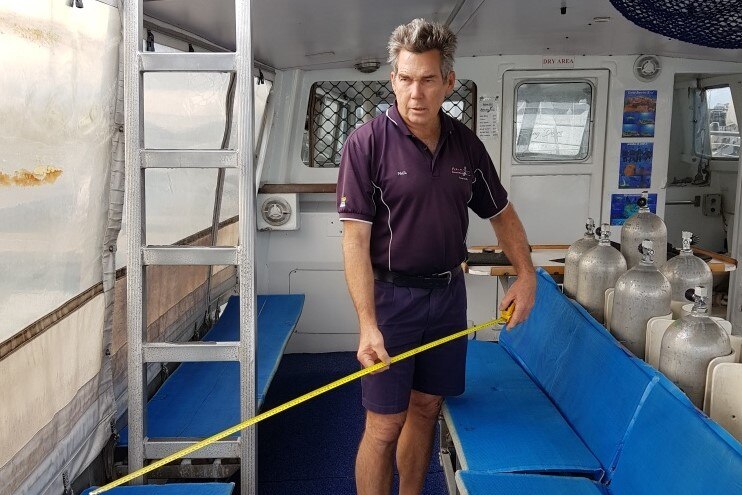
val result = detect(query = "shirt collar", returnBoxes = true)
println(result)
[387,103,454,137]
[386,104,412,136]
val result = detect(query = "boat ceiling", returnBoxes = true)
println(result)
[142,0,742,69]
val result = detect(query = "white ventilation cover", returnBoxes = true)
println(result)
[634,55,661,82]
[257,193,299,230]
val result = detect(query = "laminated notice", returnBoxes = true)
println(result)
[477,95,499,139]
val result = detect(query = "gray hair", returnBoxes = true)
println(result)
[388,18,457,79]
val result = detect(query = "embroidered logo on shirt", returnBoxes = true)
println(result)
[451,166,470,180]
[397,171,408,176]
[340,195,347,208]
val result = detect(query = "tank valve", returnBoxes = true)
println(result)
[639,239,655,262]
[585,217,596,234]
[681,231,693,251]
[598,223,611,243]
[690,285,709,313]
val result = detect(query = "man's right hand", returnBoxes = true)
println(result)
[357,325,391,372]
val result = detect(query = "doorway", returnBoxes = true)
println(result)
[500,70,610,243]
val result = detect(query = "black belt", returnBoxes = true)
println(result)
[373,266,462,289]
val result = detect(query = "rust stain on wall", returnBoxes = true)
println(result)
[6,22,61,47]
[0,166,63,187]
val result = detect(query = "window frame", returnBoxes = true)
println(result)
[301,79,477,168]
[511,78,596,164]
[693,85,740,162]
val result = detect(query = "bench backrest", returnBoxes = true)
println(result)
[499,269,655,474]
[608,372,742,494]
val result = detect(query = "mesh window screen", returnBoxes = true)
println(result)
[302,80,476,167]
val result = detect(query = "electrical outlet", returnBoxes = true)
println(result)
[702,194,722,216]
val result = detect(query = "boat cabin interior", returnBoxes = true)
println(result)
[1,1,741,495]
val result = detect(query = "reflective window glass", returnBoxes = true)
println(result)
[514,81,593,162]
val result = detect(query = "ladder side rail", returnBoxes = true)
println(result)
[236,0,257,493]
[124,0,146,483]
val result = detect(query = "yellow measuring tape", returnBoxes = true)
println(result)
[91,306,514,494]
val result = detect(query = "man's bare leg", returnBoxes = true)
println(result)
[396,391,443,495]
[356,410,407,495]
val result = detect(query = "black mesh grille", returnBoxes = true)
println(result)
[302,80,476,167]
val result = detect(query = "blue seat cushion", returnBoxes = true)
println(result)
[455,472,607,495]
[500,269,655,472]
[204,295,305,405]
[81,483,234,495]
[464,339,542,391]
[119,295,303,445]
[608,373,742,494]
[443,340,603,478]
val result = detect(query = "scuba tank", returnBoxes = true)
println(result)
[609,240,671,358]
[659,286,732,408]
[564,218,598,299]
[660,231,713,318]
[576,224,627,323]
[620,191,667,269]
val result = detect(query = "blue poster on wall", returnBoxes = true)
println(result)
[622,90,657,138]
[610,193,658,226]
[619,142,653,188]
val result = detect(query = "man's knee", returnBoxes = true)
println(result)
[364,411,407,445]
[408,391,443,421]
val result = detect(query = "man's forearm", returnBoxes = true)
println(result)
[490,203,536,276]
[342,233,377,330]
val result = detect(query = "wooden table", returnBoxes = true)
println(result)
[465,244,737,278]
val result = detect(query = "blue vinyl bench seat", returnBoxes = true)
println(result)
[81,483,234,495]
[119,294,304,445]
[446,269,742,495]
[455,472,607,495]
[443,343,602,477]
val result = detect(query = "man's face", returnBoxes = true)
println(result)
[391,49,455,130]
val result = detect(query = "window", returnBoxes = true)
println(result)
[302,80,476,168]
[694,86,740,160]
[514,81,593,162]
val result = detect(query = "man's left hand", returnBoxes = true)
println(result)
[499,271,536,329]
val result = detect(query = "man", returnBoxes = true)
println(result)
[337,18,536,495]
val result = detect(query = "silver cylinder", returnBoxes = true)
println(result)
[610,241,671,358]
[659,231,713,317]
[577,224,627,323]
[564,218,598,298]
[620,192,667,269]
[659,287,732,408]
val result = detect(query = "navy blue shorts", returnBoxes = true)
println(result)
[361,273,468,414]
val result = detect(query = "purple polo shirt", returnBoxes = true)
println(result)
[337,104,508,276]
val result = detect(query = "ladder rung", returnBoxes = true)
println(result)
[142,150,238,169]
[142,342,240,363]
[144,439,240,459]
[142,246,238,266]
[139,53,236,72]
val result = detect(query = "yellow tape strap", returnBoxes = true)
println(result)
[91,315,507,494]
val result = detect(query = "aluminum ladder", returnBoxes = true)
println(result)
[123,1,257,493]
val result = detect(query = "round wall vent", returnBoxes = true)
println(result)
[261,197,292,227]
[634,55,661,82]
[354,59,381,73]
